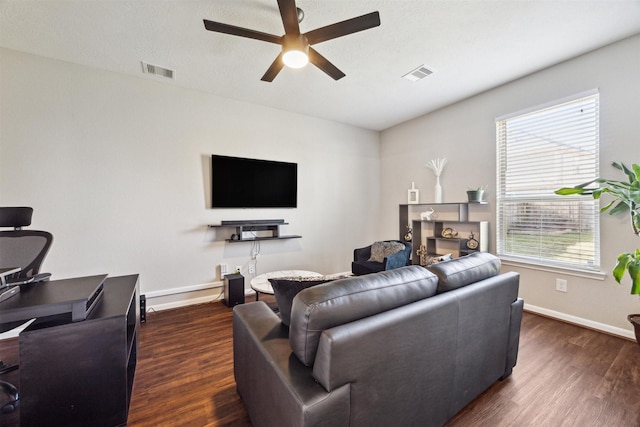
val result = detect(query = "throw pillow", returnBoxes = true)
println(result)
[269,275,351,326]
[425,253,453,266]
[368,241,405,263]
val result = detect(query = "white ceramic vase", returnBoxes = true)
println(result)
[434,176,442,203]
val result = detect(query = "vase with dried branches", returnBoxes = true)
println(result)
[426,158,447,203]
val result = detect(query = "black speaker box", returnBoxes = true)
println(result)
[140,294,146,323]
[223,273,244,307]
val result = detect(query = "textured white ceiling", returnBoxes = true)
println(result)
[1,0,640,131]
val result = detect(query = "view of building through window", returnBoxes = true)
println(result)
[496,91,600,271]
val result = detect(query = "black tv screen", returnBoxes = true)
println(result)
[211,155,297,208]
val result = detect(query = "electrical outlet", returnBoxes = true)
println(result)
[220,263,228,275]
[235,265,243,274]
[556,278,568,293]
[249,264,255,274]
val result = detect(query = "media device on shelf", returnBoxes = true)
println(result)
[209,219,301,242]
[211,155,297,208]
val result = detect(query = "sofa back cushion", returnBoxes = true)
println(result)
[289,265,439,366]
[426,252,501,293]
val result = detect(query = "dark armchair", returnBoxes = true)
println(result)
[351,240,412,276]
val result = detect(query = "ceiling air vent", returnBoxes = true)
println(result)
[402,65,434,82]
[141,62,175,79]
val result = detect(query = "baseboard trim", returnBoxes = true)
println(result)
[147,294,224,312]
[524,303,635,341]
[144,282,257,314]
[144,281,223,298]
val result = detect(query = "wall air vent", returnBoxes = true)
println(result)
[402,65,434,82]
[141,61,175,79]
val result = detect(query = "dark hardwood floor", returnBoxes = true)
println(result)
[444,312,640,427]
[127,297,640,427]
[2,295,639,426]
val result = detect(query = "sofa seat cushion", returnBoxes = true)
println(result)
[269,274,351,326]
[427,252,501,294]
[289,265,439,366]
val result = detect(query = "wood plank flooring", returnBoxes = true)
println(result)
[444,312,640,427]
[2,295,639,426]
[127,298,640,427]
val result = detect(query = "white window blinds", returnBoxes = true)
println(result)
[496,92,600,271]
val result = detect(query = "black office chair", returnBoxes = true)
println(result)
[0,207,51,415]
[0,207,53,286]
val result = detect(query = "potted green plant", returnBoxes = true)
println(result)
[466,186,487,203]
[555,162,640,343]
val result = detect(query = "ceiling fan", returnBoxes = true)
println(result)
[203,0,380,82]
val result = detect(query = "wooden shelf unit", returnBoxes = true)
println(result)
[18,275,140,427]
[399,203,488,265]
[209,221,301,243]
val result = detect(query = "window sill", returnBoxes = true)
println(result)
[500,257,607,281]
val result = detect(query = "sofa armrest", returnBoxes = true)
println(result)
[501,297,524,379]
[353,245,372,262]
[233,302,350,427]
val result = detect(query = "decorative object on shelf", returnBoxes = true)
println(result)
[404,225,413,242]
[209,220,301,243]
[416,244,428,266]
[398,203,487,263]
[425,253,453,265]
[466,231,479,249]
[420,208,435,221]
[441,227,458,238]
[426,158,447,203]
[408,182,420,204]
[467,186,487,203]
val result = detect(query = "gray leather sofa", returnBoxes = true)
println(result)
[233,252,523,427]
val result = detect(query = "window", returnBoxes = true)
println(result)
[496,91,600,272]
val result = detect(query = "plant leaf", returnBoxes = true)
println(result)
[609,200,631,216]
[600,200,616,213]
[632,164,640,181]
[617,162,637,184]
[555,187,588,196]
[613,252,631,283]
[633,212,640,235]
[628,258,640,294]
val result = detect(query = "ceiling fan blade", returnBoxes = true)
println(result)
[277,0,300,35]
[261,53,285,82]
[308,47,345,80]
[304,11,380,45]
[203,19,282,44]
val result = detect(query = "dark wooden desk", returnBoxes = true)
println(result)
[0,275,107,324]
[0,275,140,427]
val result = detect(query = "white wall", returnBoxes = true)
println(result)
[380,35,640,337]
[0,48,381,308]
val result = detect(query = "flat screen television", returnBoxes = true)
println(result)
[211,155,297,208]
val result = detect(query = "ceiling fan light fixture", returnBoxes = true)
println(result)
[282,34,309,68]
[203,2,381,81]
[283,50,308,68]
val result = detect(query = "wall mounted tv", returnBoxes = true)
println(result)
[211,155,297,208]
